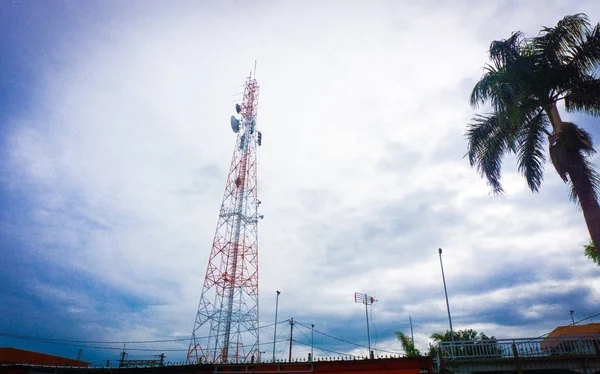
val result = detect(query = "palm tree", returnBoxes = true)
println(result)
[430,330,453,343]
[429,330,456,358]
[467,13,600,257]
[394,331,420,357]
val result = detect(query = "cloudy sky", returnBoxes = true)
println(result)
[1,0,600,365]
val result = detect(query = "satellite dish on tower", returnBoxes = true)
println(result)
[230,115,240,133]
[235,104,242,114]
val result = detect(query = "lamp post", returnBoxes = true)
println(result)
[272,291,280,362]
[438,248,455,348]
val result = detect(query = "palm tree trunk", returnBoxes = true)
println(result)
[546,104,563,134]
[545,106,600,257]
[569,154,600,258]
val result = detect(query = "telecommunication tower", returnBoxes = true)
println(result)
[187,72,263,364]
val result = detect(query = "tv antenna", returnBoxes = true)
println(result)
[354,292,377,356]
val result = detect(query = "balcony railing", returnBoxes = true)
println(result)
[437,334,600,360]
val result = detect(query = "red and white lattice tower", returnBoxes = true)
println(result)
[187,74,262,364]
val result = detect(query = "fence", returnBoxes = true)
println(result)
[435,334,600,373]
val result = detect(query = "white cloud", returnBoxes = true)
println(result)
[4,0,600,361]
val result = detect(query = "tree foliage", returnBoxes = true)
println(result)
[394,331,421,357]
[584,240,600,265]
[430,329,501,358]
[430,329,495,343]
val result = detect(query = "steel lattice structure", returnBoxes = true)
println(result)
[187,75,261,364]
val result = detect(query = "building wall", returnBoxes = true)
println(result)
[0,347,90,367]
[0,357,429,374]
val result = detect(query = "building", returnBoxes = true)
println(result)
[540,322,600,353]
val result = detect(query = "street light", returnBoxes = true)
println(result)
[438,248,455,347]
[272,291,280,362]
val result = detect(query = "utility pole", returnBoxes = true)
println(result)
[119,344,126,368]
[438,248,455,348]
[288,318,294,362]
[365,301,371,354]
[311,324,314,361]
[409,315,414,346]
[273,291,280,362]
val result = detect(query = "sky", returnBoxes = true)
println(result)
[1,0,600,366]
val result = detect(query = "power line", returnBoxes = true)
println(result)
[294,321,401,355]
[292,339,359,358]
[3,337,294,355]
[0,332,192,344]
[273,322,291,361]
[0,319,290,346]
[294,324,388,357]
[371,301,378,350]
[295,325,312,345]
[294,325,325,358]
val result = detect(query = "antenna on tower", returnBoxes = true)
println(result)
[253,61,257,79]
[354,292,377,357]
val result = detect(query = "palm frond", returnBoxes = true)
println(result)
[516,111,548,192]
[565,22,600,75]
[489,31,525,67]
[470,65,498,108]
[489,76,523,119]
[466,113,519,194]
[395,331,420,357]
[471,53,543,126]
[430,331,450,343]
[470,65,519,110]
[395,331,411,350]
[470,64,530,124]
[532,14,591,67]
[564,77,600,116]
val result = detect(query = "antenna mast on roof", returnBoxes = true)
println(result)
[354,292,377,357]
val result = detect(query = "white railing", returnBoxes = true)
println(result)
[438,334,600,360]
